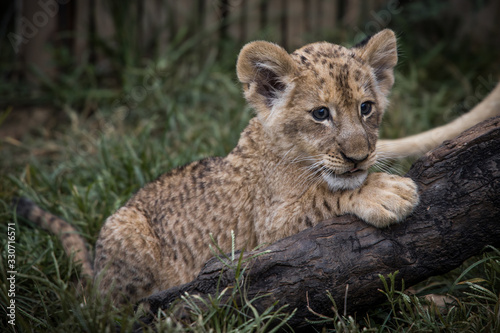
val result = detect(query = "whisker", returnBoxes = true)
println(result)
[371,159,403,175]
[277,147,295,166]
[290,155,325,164]
[297,161,325,191]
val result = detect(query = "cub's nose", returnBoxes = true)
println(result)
[340,151,368,164]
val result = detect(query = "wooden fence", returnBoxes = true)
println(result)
[6,0,392,78]
[4,0,499,79]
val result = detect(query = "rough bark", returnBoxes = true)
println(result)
[140,116,500,330]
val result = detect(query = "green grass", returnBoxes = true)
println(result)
[1,13,500,332]
[324,251,500,332]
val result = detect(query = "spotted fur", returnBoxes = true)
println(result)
[17,30,422,305]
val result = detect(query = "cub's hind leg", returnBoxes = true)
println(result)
[94,206,165,305]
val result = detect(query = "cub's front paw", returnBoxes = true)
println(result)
[346,173,419,228]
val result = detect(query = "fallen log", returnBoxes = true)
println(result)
[140,115,500,330]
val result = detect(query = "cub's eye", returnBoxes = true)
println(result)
[360,102,373,116]
[311,107,330,121]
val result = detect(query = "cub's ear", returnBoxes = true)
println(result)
[237,41,297,113]
[353,29,398,96]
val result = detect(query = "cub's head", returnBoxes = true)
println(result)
[236,29,397,191]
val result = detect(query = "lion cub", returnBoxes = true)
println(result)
[17,29,419,305]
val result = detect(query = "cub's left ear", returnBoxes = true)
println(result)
[353,29,398,96]
[236,41,297,115]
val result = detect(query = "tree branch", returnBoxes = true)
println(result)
[140,115,500,330]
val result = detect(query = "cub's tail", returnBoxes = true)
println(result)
[377,81,500,158]
[13,197,94,277]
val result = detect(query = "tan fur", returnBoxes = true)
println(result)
[377,81,500,157]
[14,198,93,277]
[91,29,420,304]
[15,29,497,305]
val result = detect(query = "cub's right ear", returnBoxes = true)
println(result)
[352,29,398,97]
[236,41,297,114]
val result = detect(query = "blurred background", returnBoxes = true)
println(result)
[1,0,499,135]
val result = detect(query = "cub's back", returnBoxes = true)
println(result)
[93,155,258,302]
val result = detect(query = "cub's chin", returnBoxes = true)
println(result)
[322,170,368,191]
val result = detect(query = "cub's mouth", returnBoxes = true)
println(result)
[321,167,368,191]
[307,153,375,191]
[344,167,363,175]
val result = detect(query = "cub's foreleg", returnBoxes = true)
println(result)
[256,173,419,244]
